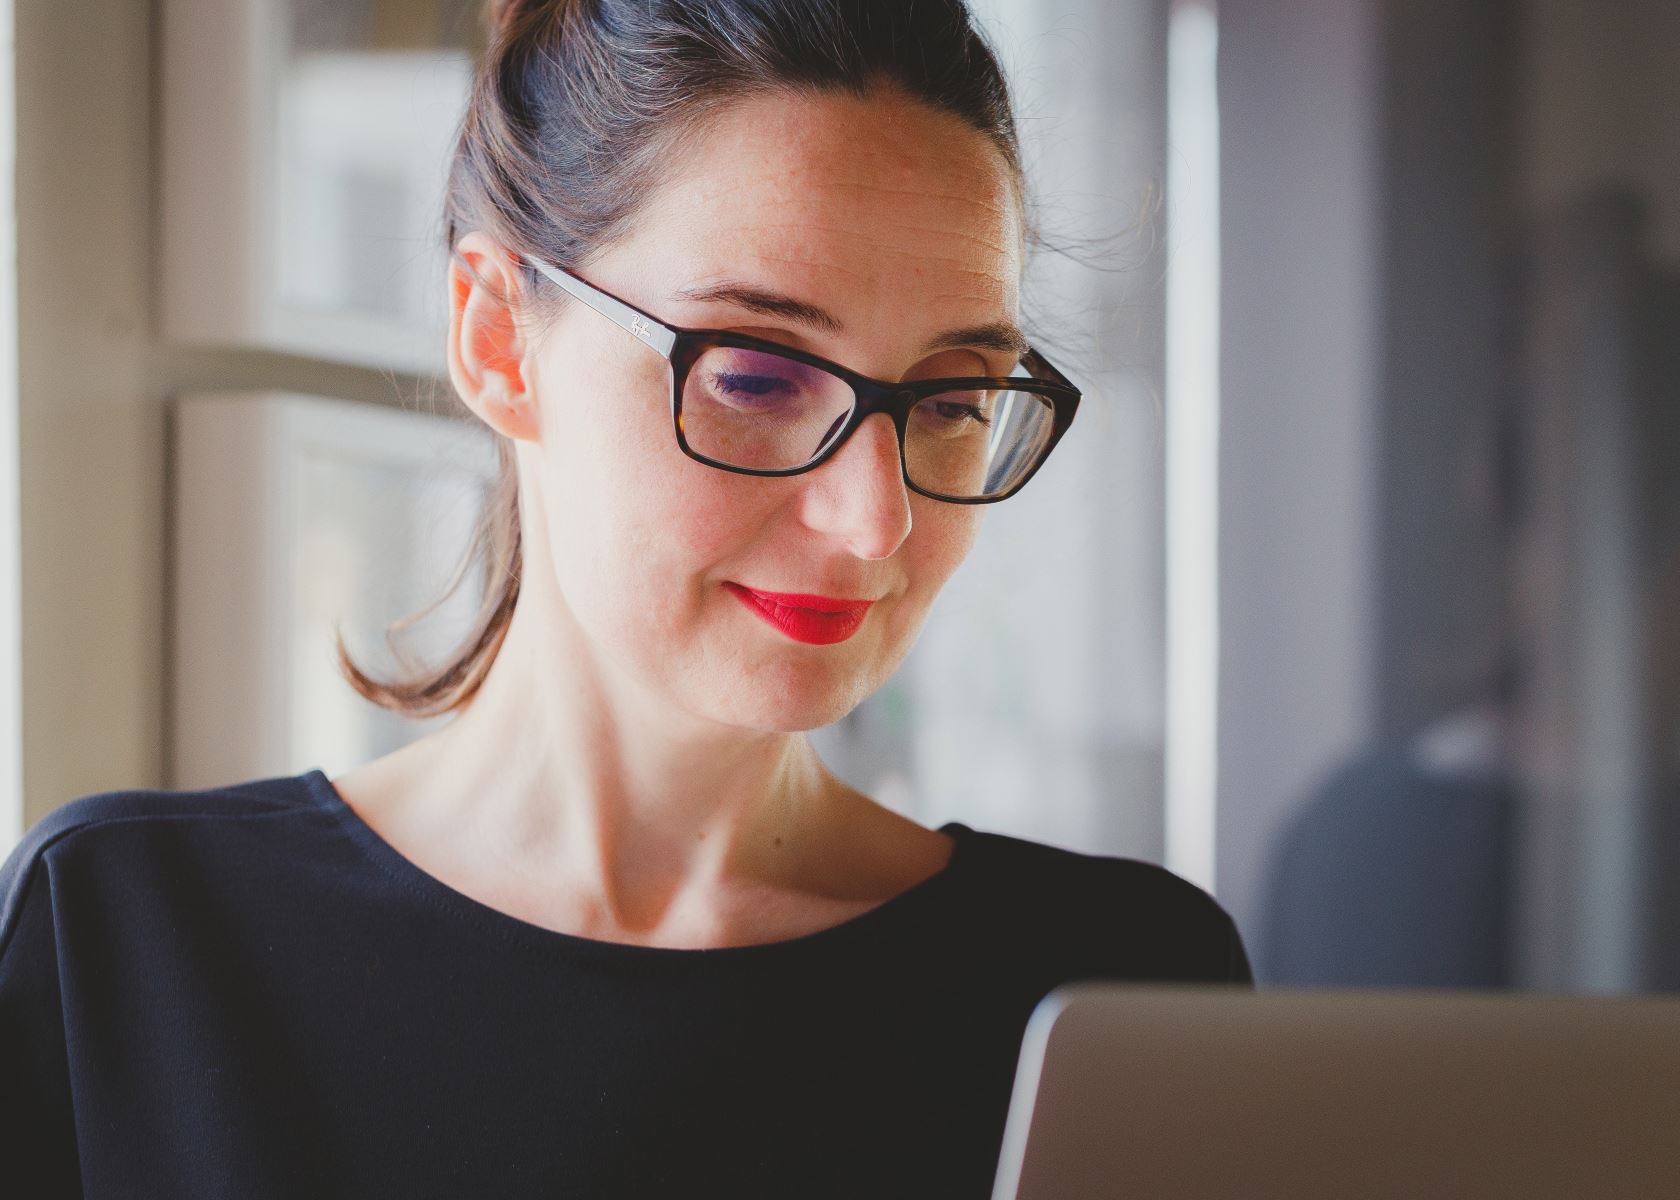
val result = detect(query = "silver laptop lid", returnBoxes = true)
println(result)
[992,983,1680,1200]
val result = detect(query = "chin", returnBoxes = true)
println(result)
[716,661,881,734]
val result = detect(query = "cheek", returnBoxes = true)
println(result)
[538,351,765,635]
[877,501,984,645]
[912,502,984,590]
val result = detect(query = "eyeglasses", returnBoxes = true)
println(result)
[507,251,1082,504]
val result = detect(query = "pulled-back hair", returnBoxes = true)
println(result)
[337,0,1030,719]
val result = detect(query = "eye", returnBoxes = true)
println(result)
[938,399,990,424]
[687,346,840,419]
[911,391,995,437]
[710,370,791,402]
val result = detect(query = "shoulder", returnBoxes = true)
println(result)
[1,772,311,960]
[953,824,1253,984]
[7,771,306,875]
[955,824,1227,919]
[0,778,311,1177]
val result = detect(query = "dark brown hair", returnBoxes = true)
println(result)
[337,0,1031,719]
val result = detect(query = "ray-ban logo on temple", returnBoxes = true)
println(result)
[629,315,654,341]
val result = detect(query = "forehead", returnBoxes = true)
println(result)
[612,86,1025,331]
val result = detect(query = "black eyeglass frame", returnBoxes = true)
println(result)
[507,251,1083,505]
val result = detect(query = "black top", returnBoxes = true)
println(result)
[0,769,1252,1199]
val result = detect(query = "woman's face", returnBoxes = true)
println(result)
[505,85,1025,734]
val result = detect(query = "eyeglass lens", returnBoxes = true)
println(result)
[678,345,1057,500]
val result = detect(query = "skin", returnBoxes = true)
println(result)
[329,83,1027,949]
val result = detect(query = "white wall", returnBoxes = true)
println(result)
[1,0,20,846]
[15,0,157,835]
[10,0,434,841]
[1215,0,1383,949]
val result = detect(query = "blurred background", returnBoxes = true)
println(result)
[1,0,1676,995]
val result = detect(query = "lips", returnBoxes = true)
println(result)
[724,582,875,645]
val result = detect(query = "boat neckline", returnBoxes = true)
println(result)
[301,766,976,965]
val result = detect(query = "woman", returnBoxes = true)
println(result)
[0,1,1250,1195]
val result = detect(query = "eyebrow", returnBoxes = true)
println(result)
[669,280,1032,360]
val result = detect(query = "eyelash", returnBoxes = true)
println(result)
[930,400,992,427]
[709,370,994,431]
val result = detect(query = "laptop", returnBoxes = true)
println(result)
[990,983,1680,1199]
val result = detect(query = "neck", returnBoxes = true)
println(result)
[390,552,850,935]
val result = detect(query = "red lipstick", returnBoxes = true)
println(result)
[724,582,875,645]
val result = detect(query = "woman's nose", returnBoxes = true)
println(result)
[797,409,913,559]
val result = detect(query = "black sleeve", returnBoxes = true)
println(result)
[0,836,84,1197]
[1078,857,1259,987]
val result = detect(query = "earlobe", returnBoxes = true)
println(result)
[447,235,541,444]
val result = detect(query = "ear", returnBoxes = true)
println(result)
[447,231,542,443]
